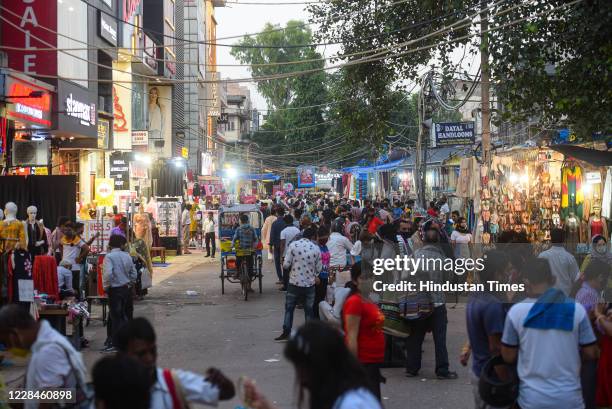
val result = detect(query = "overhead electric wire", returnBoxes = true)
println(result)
[0,0,541,85]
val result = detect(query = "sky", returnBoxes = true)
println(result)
[215,2,309,110]
[213,2,480,112]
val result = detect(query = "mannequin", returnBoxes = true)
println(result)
[134,203,153,249]
[588,207,609,241]
[25,206,48,257]
[0,202,26,252]
[565,212,580,254]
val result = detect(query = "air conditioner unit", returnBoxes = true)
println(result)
[12,140,50,167]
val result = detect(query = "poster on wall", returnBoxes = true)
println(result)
[147,85,172,158]
[296,166,315,188]
[109,152,130,190]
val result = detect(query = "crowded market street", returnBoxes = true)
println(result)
[2,252,473,409]
[1,0,611,409]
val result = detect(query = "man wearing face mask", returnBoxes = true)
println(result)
[396,219,414,256]
[0,305,89,409]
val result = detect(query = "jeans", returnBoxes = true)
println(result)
[273,245,283,281]
[205,232,216,256]
[108,286,132,346]
[405,305,450,375]
[363,363,384,401]
[581,358,597,409]
[282,284,315,334]
[313,276,328,319]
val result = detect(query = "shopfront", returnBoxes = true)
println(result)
[0,69,55,175]
[52,80,99,204]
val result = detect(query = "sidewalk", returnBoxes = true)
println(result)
[151,249,215,286]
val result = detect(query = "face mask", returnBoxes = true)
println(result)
[596,245,607,254]
[400,231,411,239]
[318,238,328,245]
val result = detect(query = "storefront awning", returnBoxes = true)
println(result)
[242,173,280,181]
[341,158,407,173]
[550,145,612,167]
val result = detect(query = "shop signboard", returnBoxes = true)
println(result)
[206,72,220,117]
[94,178,114,207]
[296,166,315,188]
[433,122,475,147]
[56,80,97,138]
[1,0,58,78]
[283,182,294,191]
[109,152,130,190]
[98,10,118,46]
[586,172,601,184]
[315,172,341,190]
[132,130,149,146]
[130,162,148,179]
[242,195,257,204]
[97,118,110,149]
[3,75,52,128]
[181,147,189,159]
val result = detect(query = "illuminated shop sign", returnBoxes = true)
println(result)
[65,93,96,127]
[4,79,52,127]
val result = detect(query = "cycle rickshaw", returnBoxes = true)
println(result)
[219,204,264,300]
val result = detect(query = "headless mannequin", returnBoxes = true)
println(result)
[588,207,608,241]
[565,212,580,253]
[25,206,47,257]
[0,202,26,252]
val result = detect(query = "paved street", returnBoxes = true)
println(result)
[77,252,474,409]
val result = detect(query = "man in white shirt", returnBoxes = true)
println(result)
[0,305,89,409]
[181,204,192,254]
[116,317,235,409]
[202,211,216,258]
[279,214,300,257]
[328,219,353,268]
[538,228,580,295]
[276,227,322,341]
[501,258,598,409]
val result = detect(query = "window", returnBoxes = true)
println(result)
[57,0,88,87]
[229,120,235,131]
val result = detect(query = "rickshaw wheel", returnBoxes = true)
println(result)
[220,256,225,295]
[257,255,263,293]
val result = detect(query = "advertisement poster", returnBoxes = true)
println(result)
[147,85,172,158]
[95,178,114,207]
[80,219,113,254]
[297,166,315,188]
[112,62,132,149]
[433,122,475,147]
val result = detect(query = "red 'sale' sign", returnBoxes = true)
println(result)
[1,0,58,78]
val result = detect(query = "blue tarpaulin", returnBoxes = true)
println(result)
[341,158,408,173]
[241,173,280,181]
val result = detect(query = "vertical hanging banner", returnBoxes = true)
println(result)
[296,166,316,188]
[1,0,58,78]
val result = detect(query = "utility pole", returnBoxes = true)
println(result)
[480,1,491,165]
[415,72,432,209]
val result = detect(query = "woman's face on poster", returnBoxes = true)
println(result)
[149,87,159,104]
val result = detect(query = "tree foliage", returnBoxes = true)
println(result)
[309,0,612,140]
[231,21,330,157]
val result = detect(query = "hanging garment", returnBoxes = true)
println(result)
[0,219,26,252]
[26,221,48,257]
[32,255,59,301]
[561,165,584,219]
[8,249,32,303]
[603,167,612,219]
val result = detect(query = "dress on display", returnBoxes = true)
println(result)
[0,219,26,252]
[134,213,153,249]
[565,216,580,254]
[8,249,32,303]
[561,165,584,219]
[26,221,48,257]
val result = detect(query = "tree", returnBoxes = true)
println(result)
[231,21,330,158]
[308,0,612,139]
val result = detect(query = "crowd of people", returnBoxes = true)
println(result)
[1,192,611,409]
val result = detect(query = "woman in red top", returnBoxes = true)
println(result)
[342,263,385,400]
[363,207,384,235]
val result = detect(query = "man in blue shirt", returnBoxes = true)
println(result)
[270,207,287,285]
[464,250,510,409]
